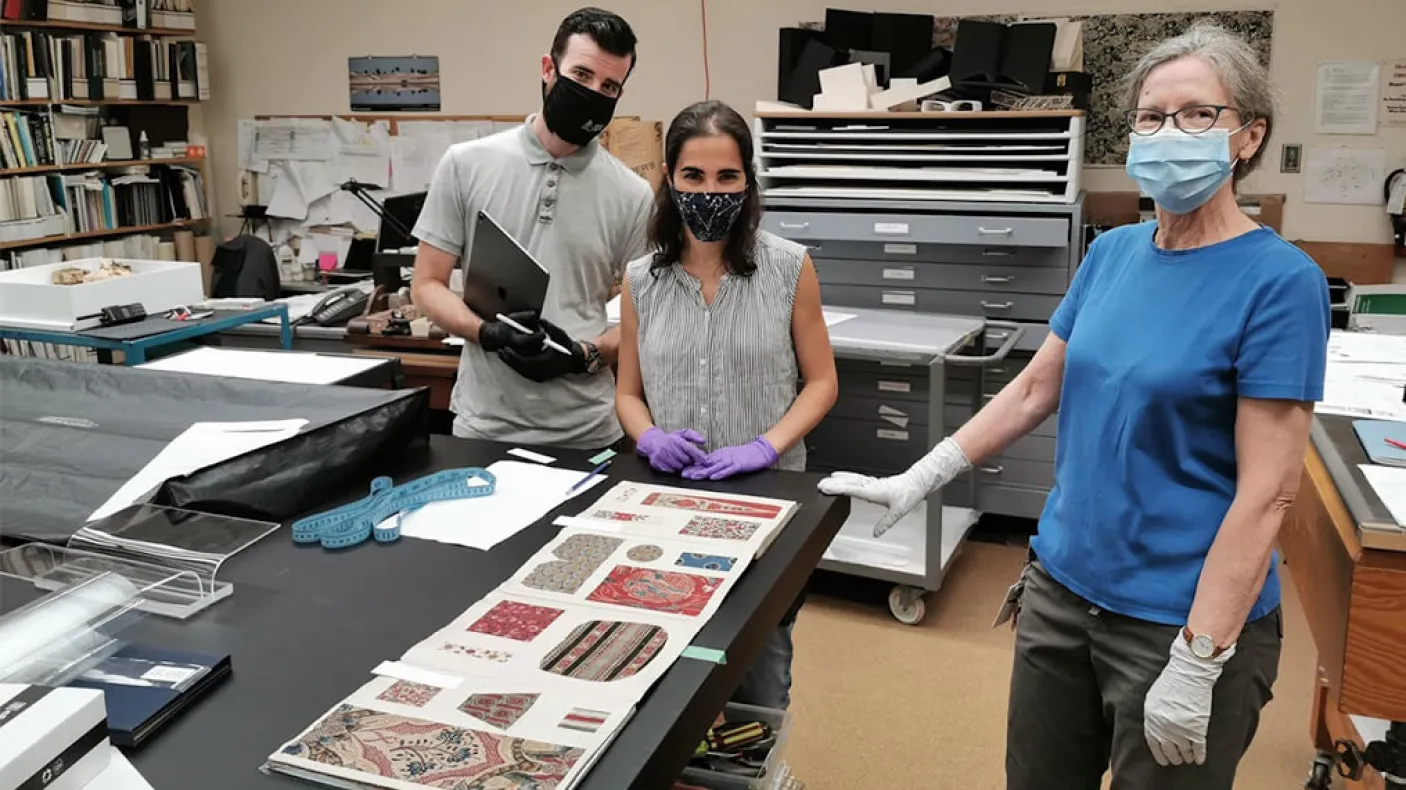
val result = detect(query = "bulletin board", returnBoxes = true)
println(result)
[804,10,1275,166]
[240,114,661,251]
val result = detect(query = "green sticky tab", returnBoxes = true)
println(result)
[680,645,727,665]
[588,449,617,465]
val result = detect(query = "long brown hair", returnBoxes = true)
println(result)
[648,100,762,277]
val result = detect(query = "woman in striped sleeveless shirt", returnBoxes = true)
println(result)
[615,100,838,711]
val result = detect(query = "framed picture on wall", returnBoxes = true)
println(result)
[349,55,442,112]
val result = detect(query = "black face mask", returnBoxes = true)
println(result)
[541,66,618,146]
[672,186,747,242]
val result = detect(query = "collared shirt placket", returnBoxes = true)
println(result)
[539,161,562,224]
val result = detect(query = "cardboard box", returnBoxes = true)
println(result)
[601,118,665,193]
[0,685,110,790]
[0,258,204,331]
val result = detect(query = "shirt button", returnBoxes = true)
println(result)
[544,196,556,207]
[699,358,707,367]
[546,179,557,187]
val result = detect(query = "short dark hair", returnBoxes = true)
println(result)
[551,7,638,74]
[649,101,762,278]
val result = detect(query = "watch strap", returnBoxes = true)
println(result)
[581,341,603,374]
[1182,626,1227,658]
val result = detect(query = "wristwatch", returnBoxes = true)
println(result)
[1182,627,1229,659]
[581,341,604,375]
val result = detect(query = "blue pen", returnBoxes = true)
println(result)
[567,460,612,495]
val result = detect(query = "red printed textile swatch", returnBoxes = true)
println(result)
[585,565,721,617]
[458,693,539,730]
[467,600,564,642]
[374,680,440,708]
[278,704,582,788]
[641,492,782,519]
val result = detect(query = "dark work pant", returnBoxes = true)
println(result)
[1006,561,1281,790]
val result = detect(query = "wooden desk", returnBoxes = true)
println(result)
[1280,416,1406,789]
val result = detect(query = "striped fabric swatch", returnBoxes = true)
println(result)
[559,707,609,733]
[539,620,668,682]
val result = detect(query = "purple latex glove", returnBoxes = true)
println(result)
[636,426,708,473]
[682,436,780,481]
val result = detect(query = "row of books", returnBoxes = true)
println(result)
[2,227,166,268]
[2,0,196,31]
[1,30,207,102]
[0,164,205,242]
[0,110,57,168]
[1,338,99,362]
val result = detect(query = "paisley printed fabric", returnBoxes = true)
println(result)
[458,693,539,730]
[586,565,722,617]
[679,515,760,541]
[374,681,440,708]
[588,509,654,523]
[540,620,668,682]
[279,704,582,788]
[468,600,564,642]
[642,492,782,519]
[676,552,737,571]
[625,544,664,562]
[523,534,624,594]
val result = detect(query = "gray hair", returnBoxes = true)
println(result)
[1122,20,1275,181]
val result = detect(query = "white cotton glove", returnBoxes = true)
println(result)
[1143,634,1235,766]
[816,437,971,537]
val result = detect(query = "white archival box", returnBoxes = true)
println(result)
[0,259,204,331]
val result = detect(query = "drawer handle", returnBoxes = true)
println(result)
[779,221,810,230]
[988,331,1010,342]
[977,227,1014,236]
[990,367,1006,375]
[805,243,824,252]
[981,248,1012,257]
[982,275,1015,284]
[981,301,1014,310]
[979,465,1005,475]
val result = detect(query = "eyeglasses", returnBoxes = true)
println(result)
[1124,105,1245,136]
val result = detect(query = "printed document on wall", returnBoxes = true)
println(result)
[1314,61,1380,134]
[1383,59,1406,127]
[1303,147,1387,205]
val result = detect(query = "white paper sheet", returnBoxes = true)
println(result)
[1359,464,1406,526]
[1314,61,1381,134]
[90,420,308,522]
[266,161,310,221]
[86,748,155,790]
[236,119,267,173]
[1384,59,1406,127]
[138,347,386,384]
[253,118,334,161]
[391,461,609,550]
[1304,147,1388,205]
[823,310,857,327]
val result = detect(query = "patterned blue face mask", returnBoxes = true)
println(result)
[671,187,747,242]
[1125,126,1246,215]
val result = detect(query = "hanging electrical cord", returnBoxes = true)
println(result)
[700,0,712,99]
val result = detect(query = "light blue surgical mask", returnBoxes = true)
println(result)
[1125,126,1246,215]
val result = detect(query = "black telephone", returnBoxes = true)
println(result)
[300,286,370,327]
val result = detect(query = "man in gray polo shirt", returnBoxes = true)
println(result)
[411,8,653,450]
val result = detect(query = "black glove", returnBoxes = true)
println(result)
[499,318,588,383]
[477,310,544,354]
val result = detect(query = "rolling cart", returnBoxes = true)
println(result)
[811,308,1023,623]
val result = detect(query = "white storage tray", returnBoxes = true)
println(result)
[0,258,204,331]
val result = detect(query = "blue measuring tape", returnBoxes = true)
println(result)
[291,467,496,549]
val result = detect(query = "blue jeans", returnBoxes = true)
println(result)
[731,621,796,711]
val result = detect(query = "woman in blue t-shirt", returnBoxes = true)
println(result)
[819,21,1329,790]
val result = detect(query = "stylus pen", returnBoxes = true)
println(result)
[1386,437,1406,452]
[494,313,572,356]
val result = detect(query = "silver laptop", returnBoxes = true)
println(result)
[463,211,551,319]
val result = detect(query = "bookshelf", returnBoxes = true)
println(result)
[0,19,194,37]
[1,4,211,269]
[0,155,200,176]
[0,217,207,252]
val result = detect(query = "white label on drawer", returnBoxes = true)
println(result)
[882,267,915,281]
[877,380,911,393]
[883,243,917,255]
[882,291,916,306]
[873,222,910,235]
[876,428,910,441]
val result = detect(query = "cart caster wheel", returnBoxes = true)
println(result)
[1305,754,1334,790]
[888,586,927,625]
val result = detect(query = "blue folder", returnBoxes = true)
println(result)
[68,645,231,748]
[1353,419,1406,468]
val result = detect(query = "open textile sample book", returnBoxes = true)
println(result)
[264,482,800,790]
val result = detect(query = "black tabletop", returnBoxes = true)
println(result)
[117,435,848,790]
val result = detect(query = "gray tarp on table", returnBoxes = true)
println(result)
[0,356,428,543]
